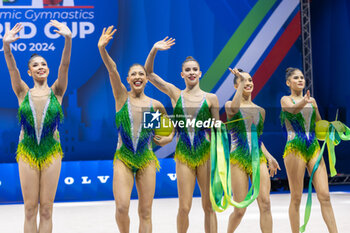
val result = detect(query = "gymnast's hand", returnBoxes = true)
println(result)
[153,36,175,51]
[50,20,72,38]
[229,67,246,85]
[2,23,23,44]
[268,157,281,177]
[303,90,313,104]
[98,26,117,49]
[153,134,173,147]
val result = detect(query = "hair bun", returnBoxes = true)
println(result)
[233,68,247,84]
[28,53,44,68]
[30,53,39,58]
[285,67,301,80]
[182,56,199,69]
[286,67,295,73]
[234,68,244,79]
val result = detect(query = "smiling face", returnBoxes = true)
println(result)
[127,65,148,92]
[181,61,202,86]
[234,72,254,95]
[27,56,49,81]
[286,69,305,91]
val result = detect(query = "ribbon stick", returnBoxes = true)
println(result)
[300,120,350,232]
[224,117,251,125]
[299,141,326,232]
[210,122,261,212]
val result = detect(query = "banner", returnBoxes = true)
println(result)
[0,159,201,203]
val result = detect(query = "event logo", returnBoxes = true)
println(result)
[1,0,76,8]
[0,0,119,106]
[0,1,97,44]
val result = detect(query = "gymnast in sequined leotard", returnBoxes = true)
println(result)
[17,89,63,169]
[227,108,266,174]
[281,98,319,163]
[98,27,174,233]
[145,37,219,233]
[225,68,280,233]
[281,67,338,233]
[3,21,71,232]
[173,91,211,169]
[114,97,159,173]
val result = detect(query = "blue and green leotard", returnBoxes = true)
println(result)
[281,99,320,162]
[17,89,63,170]
[226,109,267,175]
[115,97,159,172]
[173,92,212,169]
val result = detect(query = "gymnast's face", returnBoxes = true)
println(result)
[127,65,148,91]
[286,70,305,91]
[181,61,202,86]
[27,56,50,81]
[234,72,254,94]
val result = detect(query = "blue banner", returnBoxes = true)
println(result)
[0,159,201,203]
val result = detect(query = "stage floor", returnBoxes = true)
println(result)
[0,192,349,233]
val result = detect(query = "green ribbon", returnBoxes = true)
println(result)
[300,121,350,232]
[210,122,261,212]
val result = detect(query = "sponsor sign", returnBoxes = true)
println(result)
[0,159,201,203]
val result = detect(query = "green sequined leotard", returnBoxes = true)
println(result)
[173,92,212,169]
[115,97,159,172]
[226,109,266,175]
[281,99,320,162]
[17,89,63,170]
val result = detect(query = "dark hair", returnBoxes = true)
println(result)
[28,53,45,68]
[128,63,148,76]
[285,67,301,80]
[182,56,200,70]
[233,68,246,85]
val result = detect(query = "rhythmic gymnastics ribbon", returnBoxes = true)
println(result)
[210,121,260,212]
[300,119,350,232]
